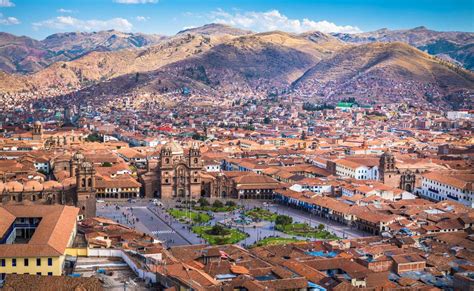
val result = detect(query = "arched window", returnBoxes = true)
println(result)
[165,158,170,164]
[194,158,198,164]
[88,178,93,187]
[81,178,86,187]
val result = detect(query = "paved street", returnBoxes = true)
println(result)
[97,202,204,247]
[96,198,369,248]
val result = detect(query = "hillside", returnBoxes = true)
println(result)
[0,30,165,74]
[60,31,338,99]
[0,25,472,108]
[292,42,474,107]
[333,27,474,70]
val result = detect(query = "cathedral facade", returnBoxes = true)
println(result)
[379,151,418,193]
[140,141,203,199]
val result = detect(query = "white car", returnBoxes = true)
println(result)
[97,200,105,203]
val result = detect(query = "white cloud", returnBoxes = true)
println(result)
[0,14,20,25]
[0,0,15,7]
[33,16,133,32]
[57,8,73,13]
[182,26,196,30]
[209,9,362,34]
[114,0,158,4]
[135,16,150,22]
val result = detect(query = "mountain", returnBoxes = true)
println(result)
[0,24,472,109]
[55,31,341,100]
[0,30,165,74]
[0,32,47,74]
[292,42,474,108]
[332,27,474,70]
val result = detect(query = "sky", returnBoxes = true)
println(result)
[1,0,473,39]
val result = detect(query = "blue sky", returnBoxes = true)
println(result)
[1,0,473,39]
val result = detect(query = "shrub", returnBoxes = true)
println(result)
[212,200,224,208]
[206,224,230,236]
[198,197,210,206]
[275,215,293,226]
[225,201,236,207]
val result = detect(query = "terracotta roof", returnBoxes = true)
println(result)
[423,172,473,190]
[0,205,79,257]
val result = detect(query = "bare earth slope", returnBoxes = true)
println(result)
[292,42,474,108]
[333,27,474,70]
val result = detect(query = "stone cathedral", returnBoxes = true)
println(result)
[141,141,203,199]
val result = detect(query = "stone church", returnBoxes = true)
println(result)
[0,151,97,218]
[379,150,420,193]
[140,141,203,199]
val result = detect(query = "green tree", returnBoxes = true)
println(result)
[206,224,230,236]
[263,116,271,124]
[198,197,210,207]
[225,201,236,207]
[212,200,224,208]
[86,132,102,142]
[101,162,112,167]
[301,130,307,140]
[318,223,325,230]
[275,215,293,226]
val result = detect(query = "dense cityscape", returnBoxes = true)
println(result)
[0,0,473,290]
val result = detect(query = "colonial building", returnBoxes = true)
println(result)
[419,172,473,207]
[0,152,97,218]
[0,205,79,278]
[379,151,422,193]
[140,141,204,199]
[159,142,202,199]
[201,171,281,199]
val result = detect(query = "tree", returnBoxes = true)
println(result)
[275,215,293,226]
[225,201,236,207]
[263,116,271,124]
[301,130,307,140]
[206,224,230,236]
[318,223,325,231]
[102,162,112,167]
[135,72,140,83]
[86,132,102,142]
[212,200,224,208]
[198,197,210,207]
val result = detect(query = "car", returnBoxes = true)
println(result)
[97,200,105,203]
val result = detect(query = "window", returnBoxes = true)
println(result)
[36,258,41,266]
[24,259,29,266]
[1,259,4,267]
[48,258,52,266]
[48,272,53,276]
[12,259,16,267]
[36,272,41,276]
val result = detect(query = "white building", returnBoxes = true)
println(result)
[419,172,473,208]
[335,159,379,180]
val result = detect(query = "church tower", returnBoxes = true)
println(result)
[188,143,203,198]
[70,152,84,178]
[379,150,398,187]
[32,121,43,141]
[76,161,96,218]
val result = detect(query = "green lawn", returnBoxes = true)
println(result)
[276,223,339,240]
[192,225,248,245]
[251,237,302,248]
[193,205,239,213]
[245,208,278,222]
[167,208,211,224]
